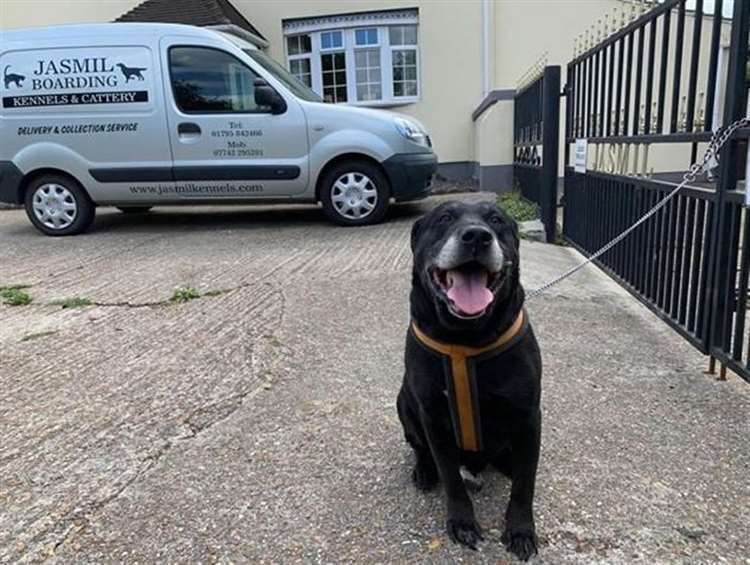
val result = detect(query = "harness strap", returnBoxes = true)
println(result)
[411,310,526,451]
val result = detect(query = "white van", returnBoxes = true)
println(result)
[0,23,436,235]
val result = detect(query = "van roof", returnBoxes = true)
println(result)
[1,22,226,43]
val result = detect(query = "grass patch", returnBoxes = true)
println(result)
[203,289,229,298]
[52,297,92,309]
[1,287,32,306]
[0,283,31,291]
[497,192,539,223]
[20,330,59,342]
[170,286,201,304]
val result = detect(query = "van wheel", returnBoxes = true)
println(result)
[117,206,152,214]
[320,160,389,226]
[24,174,95,236]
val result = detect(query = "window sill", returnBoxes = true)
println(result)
[344,97,420,108]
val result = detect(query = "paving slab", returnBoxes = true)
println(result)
[1,196,748,564]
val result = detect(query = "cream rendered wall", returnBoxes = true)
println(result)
[0,0,141,28]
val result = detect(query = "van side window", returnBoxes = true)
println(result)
[169,47,271,113]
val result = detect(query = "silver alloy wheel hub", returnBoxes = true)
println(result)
[331,172,378,219]
[32,183,77,230]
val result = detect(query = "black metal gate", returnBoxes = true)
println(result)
[562,0,750,383]
[513,66,560,243]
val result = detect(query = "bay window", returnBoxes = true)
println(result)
[283,9,420,106]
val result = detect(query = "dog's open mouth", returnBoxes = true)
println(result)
[432,261,504,319]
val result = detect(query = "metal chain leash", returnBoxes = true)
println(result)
[526,117,750,300]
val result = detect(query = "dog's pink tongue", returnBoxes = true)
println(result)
[446,269,493,315]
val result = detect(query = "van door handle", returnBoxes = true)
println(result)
[178,122,201,135]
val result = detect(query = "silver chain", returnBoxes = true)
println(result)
[526,117,750,300]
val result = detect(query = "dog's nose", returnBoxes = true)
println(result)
[459,226,494,248]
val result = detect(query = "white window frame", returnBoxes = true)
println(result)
[282,12,420,107]
[285,34,313,88]
[388,26,419,101]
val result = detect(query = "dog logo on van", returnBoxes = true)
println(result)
[3,65,26,89]
[116,63,147,83]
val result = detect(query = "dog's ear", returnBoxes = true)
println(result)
[410,217,425,252]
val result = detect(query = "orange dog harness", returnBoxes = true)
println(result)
[411,310,527,451]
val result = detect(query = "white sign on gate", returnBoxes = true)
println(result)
[574,139,587,173]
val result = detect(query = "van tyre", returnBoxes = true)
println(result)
[320,160,390,226]
[117,206,152,214]
[24,174,95,236]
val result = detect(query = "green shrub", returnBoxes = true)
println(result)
[497,192,539,223]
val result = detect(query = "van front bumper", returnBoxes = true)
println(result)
[383,152,437,202]
[0,161,24,204]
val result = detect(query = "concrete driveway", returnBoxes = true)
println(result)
[1,195,748,564]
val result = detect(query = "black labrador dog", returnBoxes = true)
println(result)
[397,200,542,560]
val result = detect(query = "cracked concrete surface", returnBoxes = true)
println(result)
[1,196,748,564]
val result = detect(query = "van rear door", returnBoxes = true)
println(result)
[160,38,309,199]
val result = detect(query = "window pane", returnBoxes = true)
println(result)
[389,25,417,46]
[287,35,311,55]
[290,58,312,87]
[389,27,402,45]
[321,51,347,103]
[354,47,381,102]
[169,47,268,113]
[402,26,417,45]
[355,27,378,45]
[391,48,418,98]
[321,31,343,49]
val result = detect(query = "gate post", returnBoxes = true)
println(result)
[707,0,750,359]
[541,66,561,243]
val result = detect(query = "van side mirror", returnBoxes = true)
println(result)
[254,78,286,115]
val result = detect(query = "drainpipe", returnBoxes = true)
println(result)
[481,0,491,96]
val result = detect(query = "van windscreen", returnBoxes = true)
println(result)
[243,50,323,103]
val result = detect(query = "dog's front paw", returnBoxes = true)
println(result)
[446,515,483,550]
[411,462,438,491]
[501,528,538,561]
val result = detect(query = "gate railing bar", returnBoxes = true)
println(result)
[615,32,625,136]
[685,0,704,134]
[624,31,634,137]
[704,0,723,131]
[644,16,657,135]
[656,9,670,134]
[607,38,615,136]
[670,1,686,133]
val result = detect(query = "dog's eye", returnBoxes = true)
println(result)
[438,213,453,224]
[489,215,503,225]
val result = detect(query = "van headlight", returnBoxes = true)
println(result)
[394,117,430,147]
